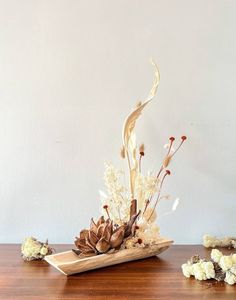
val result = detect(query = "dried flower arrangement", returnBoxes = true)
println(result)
[182,249,236,285]
[73,60,187,258]
[45,61,187,275]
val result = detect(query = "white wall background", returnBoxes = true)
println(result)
[0,0,235,244]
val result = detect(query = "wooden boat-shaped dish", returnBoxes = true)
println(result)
[45,238,173,275]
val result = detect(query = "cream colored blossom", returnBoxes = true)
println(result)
[137,218,148,231]
[182,263,194,278]
[21,237,52,261]
[230,265,236,275]
[202,261,215,279]
[21,237,42,259]
[40,246,48,256]
[225,271,236,285]
[219,255,233,271]
[136,173,158,211]
[232,254,236,264]
[103,162,129,223]
[136,223,160,245]
[125,237,138,249]
[193,262,207,280]
[211,249,223,263]
[203,234,215,248]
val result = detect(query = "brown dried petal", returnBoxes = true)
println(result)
[80,229,89,239]
[125,210,141,238]
[75,237,86,246]
[90,218,98,234]
[110,226,125,248]
[96,237,110,253]
[102,224,112,242]
[96,216,105,227]
[88,230,99,247]
[97,223,106,239]
[72,249,81,255]
[75,239,94,252]
[130,199,137,218]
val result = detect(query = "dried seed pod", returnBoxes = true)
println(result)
[110,226,125,248]
[96,237,110,253]
[120,146,126,159]
[163,155,171,168]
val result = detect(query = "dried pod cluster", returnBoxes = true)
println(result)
[74,212,140,257]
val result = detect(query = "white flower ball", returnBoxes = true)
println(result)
[232,254,236,264]
[203,234,215,248]
[230,265,236,275]
[219,255,233,271]
[193,263,207,281]
[21,237,41,258]
[225,271,236,285]
[182,263,193,278]
[202,261,215,279]
[211,249,223,263]
[40,246,48,256]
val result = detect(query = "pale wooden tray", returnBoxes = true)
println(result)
[45,238,173,275]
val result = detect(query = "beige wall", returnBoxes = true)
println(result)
[0,0,235,243]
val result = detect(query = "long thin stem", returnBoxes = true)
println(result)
[170,137,186,158]
[125,148,134,200]
[139,155,142,172]
[147,170,170,222]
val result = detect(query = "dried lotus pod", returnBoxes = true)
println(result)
[74,214,139,256]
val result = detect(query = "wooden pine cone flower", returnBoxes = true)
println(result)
[74,213,140,256]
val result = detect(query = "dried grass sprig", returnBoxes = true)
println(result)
[122,61,160,206]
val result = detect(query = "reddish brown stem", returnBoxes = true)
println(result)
[147,170,170,222]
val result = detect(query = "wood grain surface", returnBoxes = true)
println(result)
[0,244,235,300]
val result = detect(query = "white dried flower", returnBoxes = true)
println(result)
[203,234,236,248]
[102,162,129,223]
[125,237,138,249]
[211,249,223,263]
[202,261,215,279]
[40,246,49,256]
[136,173,158,211]
[232,254,236,264]
[219,255,233,271]
[193,262,207,281]
[203,234,215,248]
[225,271,236,285]
[230,265,236,275]
[21,237,52,261]
[182,263,194,278]
[135,223,160,246]
[137,218,148,231]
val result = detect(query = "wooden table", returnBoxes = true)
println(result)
[0,244,235,299]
